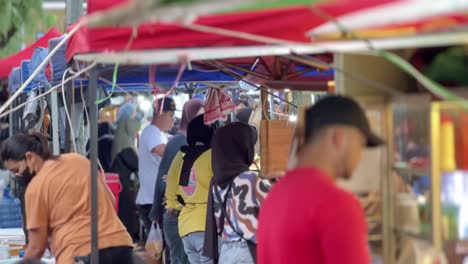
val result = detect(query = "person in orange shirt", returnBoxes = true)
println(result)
[1,133,133,264]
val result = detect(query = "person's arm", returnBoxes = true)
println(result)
[165,152,184,210]
[253,175,271,207]
[150,175,166,223]
[24,226,48,259]
[318,192,371,264]
[24,183,49,260]
[145,126,166,157]
[151,144,166,157]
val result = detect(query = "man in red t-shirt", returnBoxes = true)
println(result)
[258,96,384,264]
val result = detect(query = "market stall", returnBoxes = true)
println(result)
[327,20,468,264]
[3,0,468,263]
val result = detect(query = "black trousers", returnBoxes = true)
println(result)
[138,204,153,241]
[74,246,134,264]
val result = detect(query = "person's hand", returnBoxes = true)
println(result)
[162,175,168,183]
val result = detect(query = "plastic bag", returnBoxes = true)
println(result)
[398,239,448,264]
[145,224,163,260]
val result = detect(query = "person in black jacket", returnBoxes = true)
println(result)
[110,148,139,242]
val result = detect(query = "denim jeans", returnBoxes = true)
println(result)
[164,212,189,264]
[181,232,213,264]
[219,241,254,264]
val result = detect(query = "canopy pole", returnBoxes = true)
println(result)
[8,105,12,138]
[64,81,73,152]
[88,68,99,264]
[50,90,60,155]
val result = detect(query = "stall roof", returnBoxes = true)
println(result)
[308,0,468,38]
[0,28,61,79]
[66,6,315,61]
[73,31,468,65]
[66,0,401,61]
[67,0,468,65]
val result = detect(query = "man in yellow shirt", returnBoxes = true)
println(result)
[1,133,133,264]
[165,114,215,264]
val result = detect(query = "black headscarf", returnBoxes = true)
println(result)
[235,107,253,124]
[203,122,258,262]
[179,114,215,186]
[212,122,257,188]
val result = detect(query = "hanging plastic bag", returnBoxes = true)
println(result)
[145,223,163,260]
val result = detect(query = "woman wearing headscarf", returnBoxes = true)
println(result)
[203,123,271,264]
[149,99,204,264]
[165,114,215,264]
[111,103,141,162]
[109,102,141,243]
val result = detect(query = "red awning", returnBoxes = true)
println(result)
[66,0,396,61]
[0,28,62,79]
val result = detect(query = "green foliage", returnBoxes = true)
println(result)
[0,0,57,58]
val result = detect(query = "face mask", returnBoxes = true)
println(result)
[19,166,36,187]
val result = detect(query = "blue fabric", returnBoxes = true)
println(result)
[182,232,213,264]
[48,36,67,82]
[116,102,137,123]
[164,212,190,264]
[219,241,253,264]
[21,60,31,91]
[29,47,50,89]
[8,67,21,94]
[150,133,187,222]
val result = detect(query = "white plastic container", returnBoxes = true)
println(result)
[0,242,10,260]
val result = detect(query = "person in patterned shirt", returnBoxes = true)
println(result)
[203,122,270,264]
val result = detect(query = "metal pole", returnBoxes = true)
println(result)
[66,0,84,27]
[64,0,83,152]
[50,90,60,155]
[268,89,275,119]
[64,82,72,152]
[383,105,396,264]
[88,69,99,264]
[8,105,12,137]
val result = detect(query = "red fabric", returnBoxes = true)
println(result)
[66,0,397,61]
[0,28,61,78]
[258,167,370,264]
[87,0,129,13]
[204,88,235,125]
[101,172,122,213]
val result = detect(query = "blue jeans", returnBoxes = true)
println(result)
[219,241,254,264]
[163,212,189,264]
[181,232,213,264]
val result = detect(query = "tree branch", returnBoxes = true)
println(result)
[0,26,18,49]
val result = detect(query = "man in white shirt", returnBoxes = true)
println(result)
[137,97,176,238]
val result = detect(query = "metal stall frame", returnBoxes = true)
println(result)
[87,68,100,263]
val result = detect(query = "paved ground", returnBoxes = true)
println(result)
[133,243,162,264]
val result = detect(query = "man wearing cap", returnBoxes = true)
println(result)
[257,95,383,264]
[137,97,176,239]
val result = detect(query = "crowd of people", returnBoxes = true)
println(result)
[0,94,383,264]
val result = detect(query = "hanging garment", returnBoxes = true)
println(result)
[204,88,236,125]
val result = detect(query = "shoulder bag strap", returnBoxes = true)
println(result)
[214,184,257,263]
